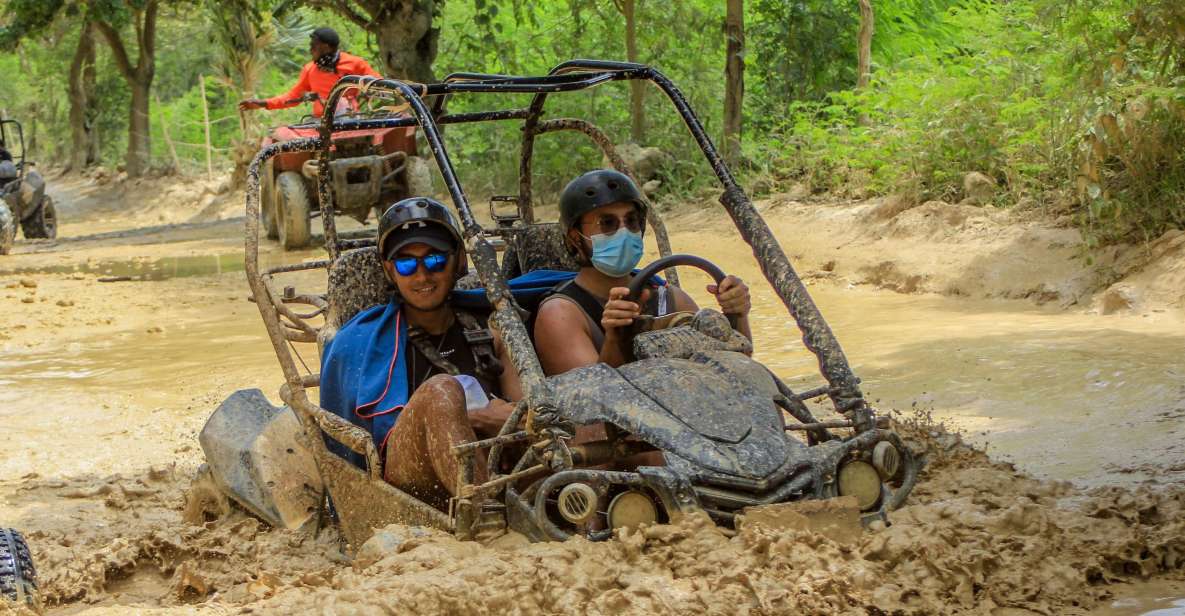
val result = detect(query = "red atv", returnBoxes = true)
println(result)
[258,94,432,249]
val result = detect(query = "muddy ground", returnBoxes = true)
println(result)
[1,173,1183,614]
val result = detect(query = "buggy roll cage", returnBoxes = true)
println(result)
[243,60,874,492]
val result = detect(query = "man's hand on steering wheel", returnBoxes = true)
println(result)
[708,275,751,318]
[602,287,650,336]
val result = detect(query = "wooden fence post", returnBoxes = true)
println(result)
[154,94,182,173]
[199,74,213,180]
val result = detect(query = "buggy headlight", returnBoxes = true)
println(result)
[838,461,882,511]
[607,490,658,530]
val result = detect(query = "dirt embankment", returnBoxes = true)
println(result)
[661,192,1185,317]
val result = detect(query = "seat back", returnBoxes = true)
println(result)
[500,223,580,278]
[321,247,393,348]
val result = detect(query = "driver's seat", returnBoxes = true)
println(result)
[320,247,392,350]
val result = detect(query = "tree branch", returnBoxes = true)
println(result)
[143,0,160,62]
[307,0,374,30]
[93,19,136,82]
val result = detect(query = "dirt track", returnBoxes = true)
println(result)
[1,173,1183,614]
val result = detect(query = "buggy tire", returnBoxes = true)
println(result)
[20,195,56,240]
[404,155,434,199]
[0,528,41,612]
[0,201,13,256]
[260,160,279,240]
[276,171,311,250]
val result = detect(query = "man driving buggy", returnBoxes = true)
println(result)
[319,198,521,508]
[238,27,382,118]
[533,169,753,376]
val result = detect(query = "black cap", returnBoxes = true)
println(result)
[382,223,456,260]
[311,27,340,48]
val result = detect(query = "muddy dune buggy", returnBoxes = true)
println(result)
[0,119,57,256]
[258,91,433,250]
[193,60,920,551]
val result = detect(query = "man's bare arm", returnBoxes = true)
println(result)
[534,300,603,374]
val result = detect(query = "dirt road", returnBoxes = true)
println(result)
[1,174,1182,614]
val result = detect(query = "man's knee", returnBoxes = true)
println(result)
[408,374,467,417]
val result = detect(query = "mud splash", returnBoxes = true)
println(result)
[7,420,1183,615]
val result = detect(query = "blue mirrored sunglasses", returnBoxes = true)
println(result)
[391,251,451,277]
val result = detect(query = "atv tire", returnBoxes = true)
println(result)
[276,171,311,250]
[0,201,13,256]
[404,155,434,199]
[20,195,56,240]
[0,528,40,611]
[259,159,279,240]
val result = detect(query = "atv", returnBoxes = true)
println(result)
[257,92,433,250]
[194,60,920,551]
[0,119,57,255]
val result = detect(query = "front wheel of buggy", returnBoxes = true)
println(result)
[0,528,41,612]
[20,195,56,240]
[276,171,311,250]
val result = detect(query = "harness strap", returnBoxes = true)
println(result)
[407,310,502,382]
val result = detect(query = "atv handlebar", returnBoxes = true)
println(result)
[627,254,740,330]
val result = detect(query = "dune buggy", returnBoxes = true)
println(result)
[195,60,919,550]
[257,92,433,250]
[0,119,57,255]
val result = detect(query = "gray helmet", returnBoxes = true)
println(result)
[377,197,467,276]
[558,169,647,234]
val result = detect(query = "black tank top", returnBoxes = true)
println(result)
[406,319,500,397]
[539,279,666,346]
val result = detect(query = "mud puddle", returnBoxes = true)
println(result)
[0,250,317,282]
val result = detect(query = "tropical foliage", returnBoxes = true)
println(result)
[0,0,1181,246]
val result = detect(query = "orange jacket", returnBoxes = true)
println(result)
[265,51,383,117]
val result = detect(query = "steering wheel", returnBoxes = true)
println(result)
[626,254,740,330]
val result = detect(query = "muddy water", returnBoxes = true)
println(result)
[662,231,1185,487]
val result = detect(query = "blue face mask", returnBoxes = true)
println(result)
[588,227,644,278]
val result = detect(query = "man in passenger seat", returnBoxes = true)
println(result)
[319,197,522,508]
[533,169,753,376]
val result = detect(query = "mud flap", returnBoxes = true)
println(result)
[199,389,324,530]
[736,496,863,544]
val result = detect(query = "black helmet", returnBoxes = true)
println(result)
[377,197,467,276]
[559,169,647,234]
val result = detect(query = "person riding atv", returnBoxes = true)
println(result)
[238,27,381,118]
[0,119,57,256]
[236,27,430,250]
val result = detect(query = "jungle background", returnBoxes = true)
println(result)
[0,0,1182,250]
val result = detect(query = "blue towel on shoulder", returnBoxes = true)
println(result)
[319,301,409,468]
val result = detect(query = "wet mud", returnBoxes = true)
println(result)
[2,177,1184,614]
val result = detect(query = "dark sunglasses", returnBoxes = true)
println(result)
[391,251,451,277]
[582,211,643,236]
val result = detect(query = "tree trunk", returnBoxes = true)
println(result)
[623,0,645,142]
[67,22,98,173]
[722,0,745,167]
[127,80,152,176]
[373,2,440,82]
[94,0,158,178]
[856,0,874,89]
